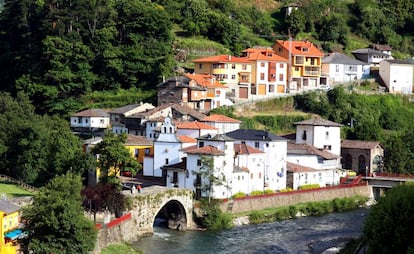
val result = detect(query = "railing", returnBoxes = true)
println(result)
[0,174,37,192]
[96,213,132,230]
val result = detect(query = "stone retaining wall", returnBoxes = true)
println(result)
[220,184,371,213]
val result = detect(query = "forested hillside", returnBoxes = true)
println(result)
[0,0,413,115]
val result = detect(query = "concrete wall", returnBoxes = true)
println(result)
[220,185,371,213]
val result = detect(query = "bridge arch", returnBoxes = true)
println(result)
[127,186,195,236]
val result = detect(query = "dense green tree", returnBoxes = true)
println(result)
[92,131,140,183]
[20,173,97,254]
[363,184,414,253]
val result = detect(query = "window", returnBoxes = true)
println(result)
[278,47,282,52]
[268,85,275,93]
[302,130,307,140]
[165,158,169,165]
[85,119,88,123]
[134,149,139,158]
[199,141,204,148]
[260,62,265,67]
[197,159,202,166]
[323,145,332,150]
[310,58,315,65]
[231,74,236,79]
[172,172,178,184]
[295,67,299,71]
[232,64,236,69]
[259,172,262,179]
[100,119,104,124]
[302,47,308,52]
[145,148,150,155]
[279,74,284,81]
[260,73,265,80]
[266,143,269,147]
[255,142,259,148]
[241,141,246,144]
[279,63,284,68]
[325,131,329,139]
[242,64,247,70]
[335,65,339,72]
[199,64,202,69]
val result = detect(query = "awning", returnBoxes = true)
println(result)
[4,229,23,240]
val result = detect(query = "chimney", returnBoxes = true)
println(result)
[228,55,231,61]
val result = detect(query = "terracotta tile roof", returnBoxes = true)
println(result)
[202,114,241,123]
[73,109,110,117]
[124,135,153,146]
[341,139,381,150]
[184,145,225,155]
[294,117,342,127]
[275,40,324,57]
[242,47,289,62]
[287,143,339,160]
[234,143,264,154]
[286,161,323,173]
[184,73,227,88]
[177,135,197,143]
[176,121,217,130]
[192,54,251,63]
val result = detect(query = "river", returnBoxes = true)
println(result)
[132,208,368,254]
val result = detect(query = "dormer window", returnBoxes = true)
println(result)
[302,47,308,52]
[199,141,204,148]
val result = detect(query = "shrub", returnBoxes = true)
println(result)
[298,184,320,190]
[250,190,264,196]
[263,189,275,195]
[232,192,246,198]
[280,187,293,192]
[288,205,297,218]
[199,200,233,230]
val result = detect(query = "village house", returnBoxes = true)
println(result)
[322,52,370,84]
[0,200,23,254]
[157,73,232,112]
[176,121,218,139]
[109,103,154,134]
[273,39,324,91]
[341,139,384,176]
[200,114,241,134]
[286,162,327,190]
[70,108,110,134]
[192,55,253,102]
[351,48,393,67]
[379,59,414,94]
[240,47,289,97]
[225,129,288,191]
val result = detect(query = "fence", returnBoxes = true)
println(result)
[0,174,37,192]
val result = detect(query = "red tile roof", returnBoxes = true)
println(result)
[242,47,289,62]
[184,73,227,88]
[176,121,217,130]
[275,40,324,57]
[286,161,323,173]
[177,135,197,143]
[183,145,225,155]
[202,114,241,123]
[287,143,339,160]
[124,135,153,146]
[192,54,251,63]
[234,143,264,155]
[341,139,382,150]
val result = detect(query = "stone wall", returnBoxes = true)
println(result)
[220,184,371,213]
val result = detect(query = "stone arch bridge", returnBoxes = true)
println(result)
[128,186,195,235]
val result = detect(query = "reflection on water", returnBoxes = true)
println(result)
[133,208,368,254]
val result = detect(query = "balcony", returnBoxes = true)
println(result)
[304,66,320,76]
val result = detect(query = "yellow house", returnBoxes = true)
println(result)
[193,55,253,101]
[273,40,324,91]
[124,134,154,165]
[0,200,21,254]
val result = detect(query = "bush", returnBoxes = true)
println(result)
[250,190,264,196]
[199,200,233,230]
[232,192,246,198]
[263,189,275,195]
[298,184,320,190]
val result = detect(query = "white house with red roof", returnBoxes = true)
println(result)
[201,114,241,134]
[226,129,288,191]
[286,162,328,190]
[70,108,110,130]
[176,121,218,138]
[294,117,342,156]
[232,143,266,194]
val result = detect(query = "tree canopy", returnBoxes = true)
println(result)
[363,184,414,253]
[20,173,98,254]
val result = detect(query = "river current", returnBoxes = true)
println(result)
[133,208,368,254]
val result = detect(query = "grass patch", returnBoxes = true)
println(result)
[101,243,142,254]
[0,182,34,198]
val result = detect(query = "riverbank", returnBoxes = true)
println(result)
[230,195,371,226]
